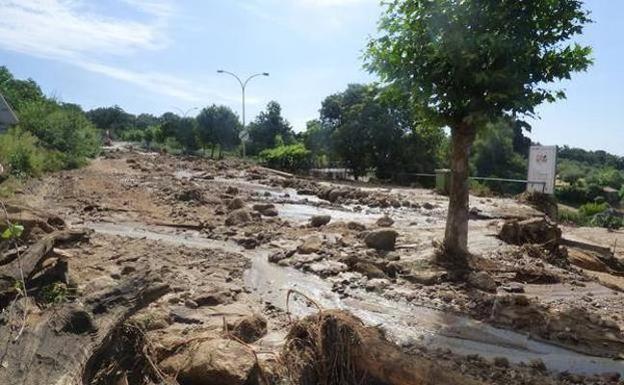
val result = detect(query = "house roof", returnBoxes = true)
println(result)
[0,93,18,126]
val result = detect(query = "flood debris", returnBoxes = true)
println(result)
[280,310,483,385]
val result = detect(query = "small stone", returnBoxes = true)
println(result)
[347,221,366,231]
[376,215,394,227]
[493,357,510,368]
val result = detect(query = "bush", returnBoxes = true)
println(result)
[17,101,100,169]
[119,129,144,142]
[259,143,311,172]
[558,208,585,225]
[578,202,609,217]
[0,128,45,177]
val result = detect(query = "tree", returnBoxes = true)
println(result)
[470,120,527,194]
[196,105,241,158]
[366,0,592,261]
[247,101,294,155]
[302,120,334,167]
[87,106,135,135]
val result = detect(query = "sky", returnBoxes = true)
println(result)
[0,0,622,155]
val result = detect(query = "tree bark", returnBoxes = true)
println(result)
[442,126,476,264]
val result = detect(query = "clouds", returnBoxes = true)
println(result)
[0,0,233,104]
[0,0,168,60]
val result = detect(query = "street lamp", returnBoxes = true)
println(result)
[172,106,198,117]
[217,70,269,157]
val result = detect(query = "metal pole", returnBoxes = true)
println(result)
[217,70,269,159]
[242,85,246,158]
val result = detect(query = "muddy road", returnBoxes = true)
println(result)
[2,147,624,385]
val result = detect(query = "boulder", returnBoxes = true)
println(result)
[468,271,497,293]
[252,203,278,217]
[225,209,253,226]
[160,338,257,385]
[376,215,394,227]
[498,217,561,247]
[230,314,267,343]
[298,236,323,255]
[310,215,331,227]
[364,230,398,251]
[227,197,245,211]
[347,221,366,231]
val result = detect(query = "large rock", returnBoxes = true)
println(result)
[468,271,497,292]
[252,203,278,217]
[225,209,253,226]
[364,229,398,251]
[230,314,267,343]
[498,217,561,247]
[310,215,331,227]
[227,197,245,211]
[298,235,323,254]
[160,338,257,385]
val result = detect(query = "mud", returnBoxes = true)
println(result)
[2,147,624,385]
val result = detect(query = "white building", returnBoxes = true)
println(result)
[0,92,18,132]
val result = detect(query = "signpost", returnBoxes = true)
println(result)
[527,145,557,195]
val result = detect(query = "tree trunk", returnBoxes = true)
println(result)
[442,126,476,265]
[210,144,215,159]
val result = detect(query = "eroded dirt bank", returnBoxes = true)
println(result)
[2,147,624,385]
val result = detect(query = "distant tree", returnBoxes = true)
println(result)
[470,120,527,194]
[135,113,159,131]
[247,101,294,155]
[196,105,241,158]
[366,0,592,260]
[302,119,334,167]
[87,106,135,135]
[160,113,198,153]
[321,84,412,180]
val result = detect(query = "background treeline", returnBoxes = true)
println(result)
[2,66,623,218]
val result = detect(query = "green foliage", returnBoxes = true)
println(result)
[259,143,311,172]
[118,129,144,142]
[1,223,24,240]
[578,202,609,217]
[0,128,45,177]
[469,180,493,197]
[318,83,445,180]
[86,105,136,135]
[0,67,100,175]
[365,0,592,130]
[559,146,624,170]
[247,101,294,155]
[558,208,584,225]
[196,104,241,157]
[41,282,69,304]
[470,119,528,194]
[18,101,100,169]
[301,119,333,167]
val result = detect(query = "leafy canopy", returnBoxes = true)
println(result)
[365,0,593,129]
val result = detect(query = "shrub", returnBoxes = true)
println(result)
[558,208,585,226]
[119,129,144,142]
[0,128,45,177]
[578,202,609,217]
[259,143,311,172]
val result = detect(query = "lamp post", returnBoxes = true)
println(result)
[172,106,198,117]
[217,70,269,157]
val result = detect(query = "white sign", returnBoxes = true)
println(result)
[527,145,557,195]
